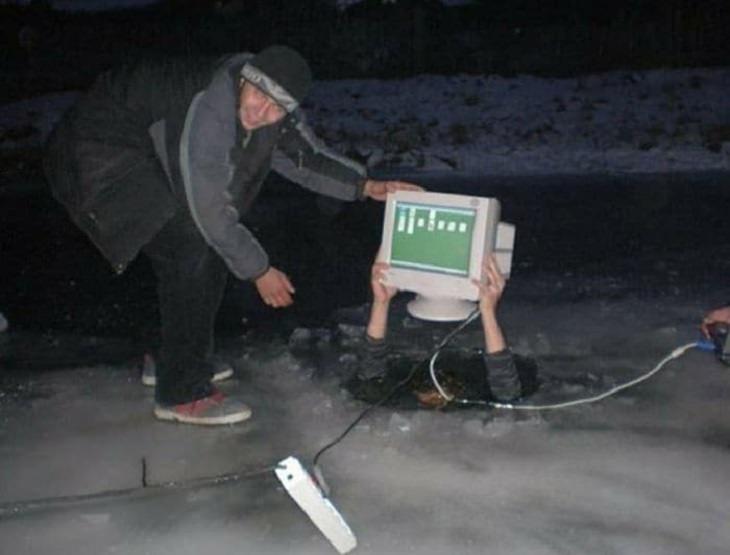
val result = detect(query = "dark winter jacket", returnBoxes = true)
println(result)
[44,53,367,276]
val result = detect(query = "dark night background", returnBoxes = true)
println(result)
[2,0,730,103]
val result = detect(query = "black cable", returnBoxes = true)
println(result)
[312,308,480,468]
[0,463,281,518]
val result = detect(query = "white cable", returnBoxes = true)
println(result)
[429,342,699,411]
[428,310,481,403]
[429,350,455,401]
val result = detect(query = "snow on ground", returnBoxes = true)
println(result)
[306,68,730,175]
[2,67,730,177]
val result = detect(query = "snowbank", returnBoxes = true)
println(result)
[2,67,730,176]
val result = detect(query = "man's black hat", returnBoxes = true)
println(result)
[241,45,312,113]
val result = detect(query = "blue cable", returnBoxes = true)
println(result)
[695,338,716,352]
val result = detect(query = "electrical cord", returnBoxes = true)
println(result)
[429,349,455,402]
[429,341,700,410]
[0,461,281,517]
[312,308,481,468]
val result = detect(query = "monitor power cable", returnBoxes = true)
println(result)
[429,341,700,410]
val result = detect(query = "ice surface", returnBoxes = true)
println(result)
[1,298,729,554]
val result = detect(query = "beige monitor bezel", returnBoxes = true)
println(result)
[380,190,501,302]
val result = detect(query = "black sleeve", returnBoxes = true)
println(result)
[271,111,368,201]
[92,56,217,128]
[356,333,390,379]
[483,348,521,401]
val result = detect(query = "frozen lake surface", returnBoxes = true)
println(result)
[1,170,730,554]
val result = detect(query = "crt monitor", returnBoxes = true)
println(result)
[380,190,515,322]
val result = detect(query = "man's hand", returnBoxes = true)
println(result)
[472,254,506,314]
[371,261,398,304]
[473,254,508,354]
[363,179,423,201]
[701,305,730,338]
[255,267,295,308]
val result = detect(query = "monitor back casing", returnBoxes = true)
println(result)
[380,191,501,302]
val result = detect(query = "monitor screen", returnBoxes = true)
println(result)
[390,201,476,277]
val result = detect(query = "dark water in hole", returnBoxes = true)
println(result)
[344,349,540,410]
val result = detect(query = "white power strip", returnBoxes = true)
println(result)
[275,456,357,554]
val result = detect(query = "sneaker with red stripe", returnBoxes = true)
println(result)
[154,390,251,425]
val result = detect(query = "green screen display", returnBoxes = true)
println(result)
[390,201,476,276]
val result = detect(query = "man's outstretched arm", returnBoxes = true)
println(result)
[474,254,521,401]
[272,111,421,202]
